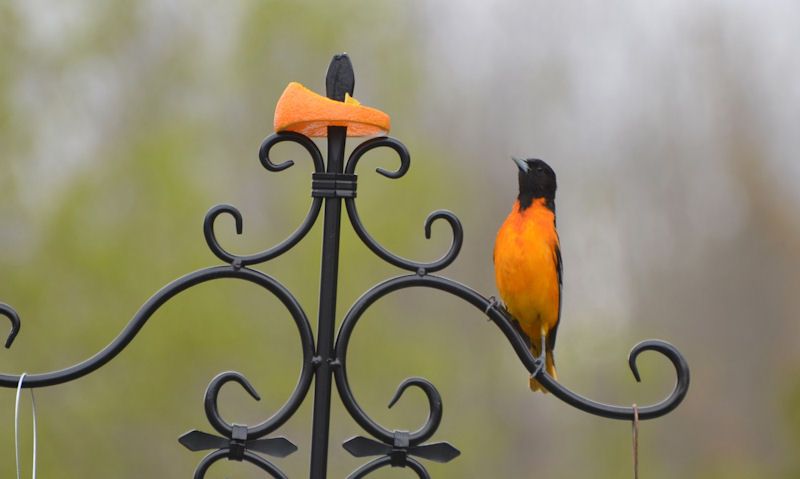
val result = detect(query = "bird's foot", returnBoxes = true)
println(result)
[530,365,544,382]
[484,296,500,315]
[539,329,547,361]
[529,328,547,368]
[529,331,548,391]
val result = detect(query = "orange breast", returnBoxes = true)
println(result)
[493,199,560,342]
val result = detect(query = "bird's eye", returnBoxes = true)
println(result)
[536,166,544,172]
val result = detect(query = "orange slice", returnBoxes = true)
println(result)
[273,82,390,137]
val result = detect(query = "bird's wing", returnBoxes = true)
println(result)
[546,241,563,353]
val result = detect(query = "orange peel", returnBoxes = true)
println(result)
[273,82,390,137]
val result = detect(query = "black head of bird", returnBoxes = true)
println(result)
[513,157,557,210]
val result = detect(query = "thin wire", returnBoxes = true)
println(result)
[632,403,639,479]
[15,373,25,479]
[32,386,37,479]
[15,373,37,479]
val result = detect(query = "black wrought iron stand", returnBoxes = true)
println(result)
[1,54,689,478]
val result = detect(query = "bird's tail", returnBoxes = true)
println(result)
[529,350,557,393]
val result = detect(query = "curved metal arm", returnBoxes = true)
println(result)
[537,340,689,419]
[343,137,463,274]
[387,378,443,443]
[1,303,21,348]
[180,369,305,473]
[0,266,315,389]
[260,131,325,173]
[204,371,263,436]
[345,136,410,178]
[335,274,689,425]
[334,349,444,446]
[203,369,313,439]
[204,132,325,266]
[192,448,288,479]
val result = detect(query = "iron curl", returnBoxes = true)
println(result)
[202,200,321,266]
[201,368,315,439]
[345,136,410,178]
[334,289,447,446]
[181,370,302,474]
[531,339,690,420]
[1,303,20,348]
[259,131,325,173]
[387,378,443,444]
[203,132,325,266]
[203,371,262,437]
[343,137,463,273]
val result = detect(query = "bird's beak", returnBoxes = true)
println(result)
[513,157,529,173]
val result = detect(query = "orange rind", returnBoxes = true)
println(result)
[273,82,390,137]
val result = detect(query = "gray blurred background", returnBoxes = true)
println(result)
[1,1,799,477]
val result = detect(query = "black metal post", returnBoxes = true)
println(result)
[309,54,355,479]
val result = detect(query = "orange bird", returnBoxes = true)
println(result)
[494,158,561,392]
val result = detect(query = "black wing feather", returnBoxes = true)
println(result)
[546,241,562,353]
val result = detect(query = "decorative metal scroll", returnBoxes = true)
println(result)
[1,54,689,478]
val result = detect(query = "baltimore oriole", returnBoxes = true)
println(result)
[494,158,561,392]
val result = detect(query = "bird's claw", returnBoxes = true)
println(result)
[484,296,500,315]
[530,357,545,379]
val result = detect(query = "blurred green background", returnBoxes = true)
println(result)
[2,1,799,477]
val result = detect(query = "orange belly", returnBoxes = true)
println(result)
[493,199,560,348]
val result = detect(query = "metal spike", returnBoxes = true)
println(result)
[178,430,227,451]
[343,436,392,457]
[410,442,461,463]
[248,437,298,458]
